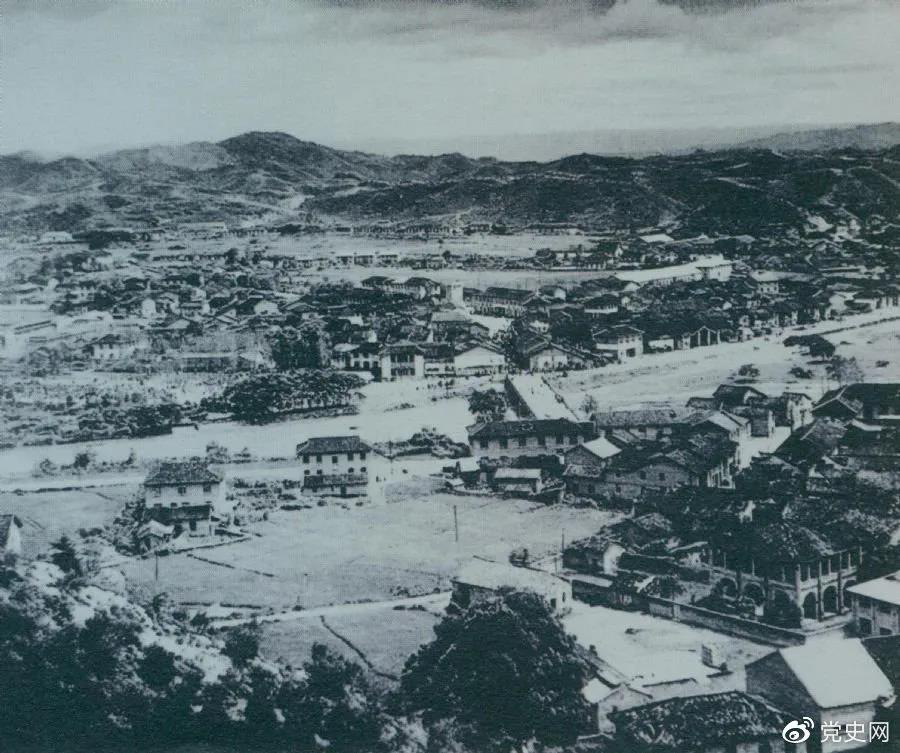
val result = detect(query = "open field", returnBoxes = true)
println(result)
[258,602,441,679]
[119,491,619,610]
[0,486,134,557]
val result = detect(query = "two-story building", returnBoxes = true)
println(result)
[707,522,862,621]
[295,435,373,497]
[593,325,644,362]
[467,419,594,459]
[848,571,900,637]
[144,461,224,537]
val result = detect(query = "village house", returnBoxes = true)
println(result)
[451,558,573,615]
[813,383,900,423]
[295,435,372,497]
[144,461,224,537]
[516,335,572,371]
[83,333,145,361]
[492,467,543,495]
[583,294,620,318]
[746,640,894,753]
[847,571,900,637]
[593,407,698,442]
[465,286,536,316]
[563,436,624,498]
[451,342,507,376]
[379,342,425,380]
[707,522,861,620]
[593,325,644,362]
[608,691,798,753]
[0,514,23,558]
[467,418,594,459]
[593,433,738,500]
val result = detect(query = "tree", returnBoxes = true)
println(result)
[857,545,900,583]
[401,590,592,752]
[222,622,260,667]
[762,598,802,629]
[72,449,96,470]
[270,326,327,371]
[468,389,506,423]
[827,355,864,386]
[579,394,599,418]
[50,536,82,576]
[737,364,760,380]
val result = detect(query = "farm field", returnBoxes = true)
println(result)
[258,601,442,680]
[119,491,619,610]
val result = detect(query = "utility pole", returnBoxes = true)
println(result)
[154,550,159,584]
[453,504,459,543]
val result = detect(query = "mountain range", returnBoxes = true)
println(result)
[1,124,899,237]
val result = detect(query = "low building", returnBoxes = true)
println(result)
[608,691,797,753]
[452,343,506,375]
[144,461,223,537]
[813,383,900,423]
[848,571,900,637]
[468,419,594,459]
[492,467,542,495]
[451,558,573,615]
[302,473,368,497]
[0,514,23,558]
[746,640,894,753]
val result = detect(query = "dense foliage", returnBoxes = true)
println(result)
[208,370,364,424]
[400,590,592,752]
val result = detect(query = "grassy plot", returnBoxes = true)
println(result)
[120,492,618,610]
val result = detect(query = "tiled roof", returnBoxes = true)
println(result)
[609,691,792,751]
[593,408,694,428]
[468,419,592,440]
[295,435,372,454]
[145,461,221,487]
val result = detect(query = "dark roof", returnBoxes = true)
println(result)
[593,408,694,428]
[717,522,837,563]
[863,635,900,693]
[712,383,767,404]
[145,461,221,487]
[469,418,592,440]
[482,286,534,302]
[774,419,848,468]
[295,435,372,454]
[609,692,792,751]
[816,383,900,414]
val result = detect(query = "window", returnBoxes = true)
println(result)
[360,452,367,461]
[316,454,323,463]
[302,455,309,464]
[202,484,212,493]
[569,435,577,445]
[347,452,354,461]
[555,435,564,445]
[538,436,547,447]
[615,485,622,493]
[304,469,310,476]
[499,438,508,449]
[189,520,197,532]
[348,467,354,474]
[317,469,323,476]
[518,437,527,448]
[639,471,646,480]
[152,487,161,497]
[360,467,367,474]
[177,486,186,495]
[880,628,894,636]
[658,472,666,481]
[332,455,339,464]
[479,439,488,449]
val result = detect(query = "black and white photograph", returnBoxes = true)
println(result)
[2,0,900,751]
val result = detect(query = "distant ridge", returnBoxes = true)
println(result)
[732,122,900,153]
[1,128,899,236]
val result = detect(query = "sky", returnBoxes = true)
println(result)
[2,0,900,159]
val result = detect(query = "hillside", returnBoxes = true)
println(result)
[1,130,899,236]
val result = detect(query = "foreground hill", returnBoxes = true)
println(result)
[1,130,899,236]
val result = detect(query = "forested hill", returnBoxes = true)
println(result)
[2,130,899,236]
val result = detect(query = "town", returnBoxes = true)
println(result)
[2,206,900,753]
